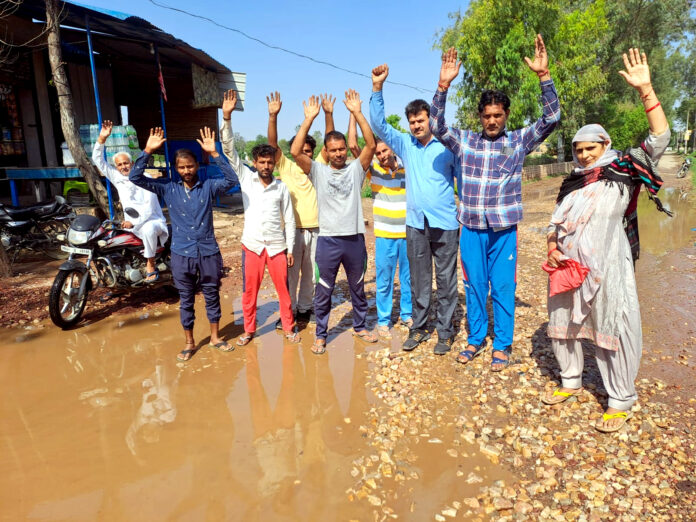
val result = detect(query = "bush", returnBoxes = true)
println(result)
[523,154,557,166]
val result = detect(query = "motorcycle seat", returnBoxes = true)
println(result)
[0,199,63,221]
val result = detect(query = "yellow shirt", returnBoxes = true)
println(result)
[276,153,323,228]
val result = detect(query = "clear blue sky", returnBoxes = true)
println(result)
[80,0,466,141]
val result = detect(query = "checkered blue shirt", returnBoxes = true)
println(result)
[430,80,560,229]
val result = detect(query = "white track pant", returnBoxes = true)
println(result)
[136,220,169,259]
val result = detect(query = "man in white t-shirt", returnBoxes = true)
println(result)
[220,90,299,346]
[291,90,377,354]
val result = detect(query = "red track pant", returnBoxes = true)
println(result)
[242,246,294,334]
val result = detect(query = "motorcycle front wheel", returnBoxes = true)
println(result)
[49,269,89,328]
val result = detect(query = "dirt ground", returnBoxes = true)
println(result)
[1,153,694,520]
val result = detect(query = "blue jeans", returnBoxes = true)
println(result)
[460,225,517,351]
[375,237,412,326]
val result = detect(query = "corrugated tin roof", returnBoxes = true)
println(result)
[15,0,231,74]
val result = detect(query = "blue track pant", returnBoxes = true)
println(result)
[375,237,411,326]
[460,225,517,351]
[314,234,368,340]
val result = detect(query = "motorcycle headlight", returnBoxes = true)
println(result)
[67,228,92,245]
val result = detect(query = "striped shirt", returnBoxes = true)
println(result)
[368,159,406,238]
[430,79,560,229]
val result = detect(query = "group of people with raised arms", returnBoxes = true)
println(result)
[90,34,670,434]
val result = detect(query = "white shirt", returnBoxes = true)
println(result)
[91,142,167,234]
[221,120,295,256]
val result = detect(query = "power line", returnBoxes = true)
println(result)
[146,0,432,94]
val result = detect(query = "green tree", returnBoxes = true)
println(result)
[435,0,694,159]
[244,134,268,159]
[233,132,247,160]
[386,114,407,132]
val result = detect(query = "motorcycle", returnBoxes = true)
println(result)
[0,195,75,264]
[676,157,692,179]
[49,208,173,329]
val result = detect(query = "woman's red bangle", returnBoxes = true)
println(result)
[645,102,661,113]
[548,247,558,256]
[537,69,549,78]
[438,82,450,91]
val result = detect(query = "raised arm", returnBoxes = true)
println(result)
[219,89,247,178]
[129,127,168,195]
[92,120,118,181]
[430,48,465,154]
[266,91,283,163]
[197,126,238,195]
[369,64,406,158]
[347,112,362,159]
[520,34,561,153]
[344,89,375,172]
[291,95,321,174]
[619,48,669,151]
[319,93,336,162]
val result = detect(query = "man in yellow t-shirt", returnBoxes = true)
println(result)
[267,92,333,324]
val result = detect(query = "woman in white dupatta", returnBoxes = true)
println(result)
[542,49,670,433]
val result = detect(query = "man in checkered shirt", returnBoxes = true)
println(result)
[430,34,560,371]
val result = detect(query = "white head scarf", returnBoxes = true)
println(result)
[571,124,619,172]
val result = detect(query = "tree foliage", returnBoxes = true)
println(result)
[386,114,407,133]
[436,0,695,159]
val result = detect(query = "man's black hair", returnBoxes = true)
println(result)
[404,99,430,119]
[251,143,277,160]
[288,134,317,152]
[324,130,346,146]
[478,90,511,113]
[174,148,197,164]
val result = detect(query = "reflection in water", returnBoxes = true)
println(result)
[638,188,696,255]
[0,304,375,521]
[244,336,372,520]
[125,356,181,460]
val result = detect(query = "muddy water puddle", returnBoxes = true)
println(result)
[636,188,696,395]
[637,187,696,255]
[0,287,512,521]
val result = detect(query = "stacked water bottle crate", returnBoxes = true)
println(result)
[62,124,141,166]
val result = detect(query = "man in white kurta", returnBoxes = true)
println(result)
[92,121,168,282]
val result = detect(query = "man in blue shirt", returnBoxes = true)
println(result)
[370,64,460,355]
[130,126,239,361]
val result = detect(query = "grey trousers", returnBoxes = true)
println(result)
[287,227,318,313]
[406,220,459,339]
[551,337,641,410]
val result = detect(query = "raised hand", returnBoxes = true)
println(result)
[222,89,238,119]
[618,48,652,94]
[320,93,336,114]
[343,89,362,114]
[196,127,218,157]
[523,34,549,75]
[439,47,461,87]
[372,64,389,90]
[144,127,166,154]
[302,95,321,120]
[98,120,113,143]
[267,91,282,116]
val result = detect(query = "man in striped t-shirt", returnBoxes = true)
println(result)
[366,137,412,337]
